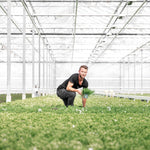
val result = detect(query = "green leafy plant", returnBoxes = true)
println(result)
[0,95,150,150]
[82,88,94,96]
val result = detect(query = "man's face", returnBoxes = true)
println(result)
[79,67,88,79]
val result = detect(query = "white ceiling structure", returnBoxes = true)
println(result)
[0,0,150,64]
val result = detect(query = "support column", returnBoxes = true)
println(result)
[134,54,136,94]
[141,50,143,95]
[38,36,41,96]
[128,57,130,94]
[49,52,51,94]
[119,62,122,93]
[22,6,26,100]
[47,51,49,95]
[42,41,45,96]
[6,0,11,102]
[123,59,125,93]
[54,62,56,93]
[46,48,48,95]
[32,25,35,98]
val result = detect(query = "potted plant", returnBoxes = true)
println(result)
[82,88,94,98]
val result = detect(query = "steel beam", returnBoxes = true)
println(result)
[49,52,50,93]
[32,25,35,98]
[0,4,38,52]
[19,0,55,62]
[1,33,150,35]
[120,41,150,61]
[71,0,78,61]
[119,62,122,92]
[30,14,150,17]
[42,41,45,96]
[38,36,41,96]
[22,6,26,100]
[0,0,145,2]
[53,62,56,90]
[46,48,48,95]
[6,0,11,102]
[127,57,130,94]
[141,50,143,95]
[122,59,125,91]
[134,54,136,94]
[1,60,150,63]
[92,0,147,63]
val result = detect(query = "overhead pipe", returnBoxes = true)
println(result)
[1,13,150,17]
[20,0,41,36]
[21,0,55,65]
[88,1,123,63]
[71,0,79,61]
[119,40,150,62]
[28,1,55,62]
[0,4,38,52]
[93,0,147,63]
[3,0,146,2]
[1,60,150,64]
[1,27,150,30]
[1,32,150,36]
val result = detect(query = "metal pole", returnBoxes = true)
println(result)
[42,41,45,96]
[54,62,56,93]
[134,54,136,94]
[49,53,51,94]
[6,0,11,102]
[47,51,49,95]
[123,59,125,93]
[128,57,130,94]
[141,50,143,95]
[32,24,35,98]
[38,36,41,96]
[22,6,26,100]
[46,48,48,95]
[119,62,122,93]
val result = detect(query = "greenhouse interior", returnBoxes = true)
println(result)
[0,0,150,102]
[1,1,150,150]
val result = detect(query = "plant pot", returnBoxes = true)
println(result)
[83,94,88,99]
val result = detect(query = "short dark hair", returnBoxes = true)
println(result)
[79,65,88,70]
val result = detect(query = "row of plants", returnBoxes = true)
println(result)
[0,94,150,150]
[120,93,150,96]
[0,94,32,103]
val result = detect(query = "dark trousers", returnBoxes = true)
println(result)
[57,88,76,107]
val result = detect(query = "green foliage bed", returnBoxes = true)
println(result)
[0,94,32,103]
[0,94,150,150]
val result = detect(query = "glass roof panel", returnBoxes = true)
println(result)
[0,0,150,63]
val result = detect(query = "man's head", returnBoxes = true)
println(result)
[79,65,88,79]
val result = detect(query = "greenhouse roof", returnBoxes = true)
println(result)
[0,0,150,64]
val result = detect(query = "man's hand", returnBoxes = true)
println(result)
[77,89,82,95]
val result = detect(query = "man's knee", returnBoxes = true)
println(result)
[69,91,76,98]
[57,89,76,99]
[56,89,61,98]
